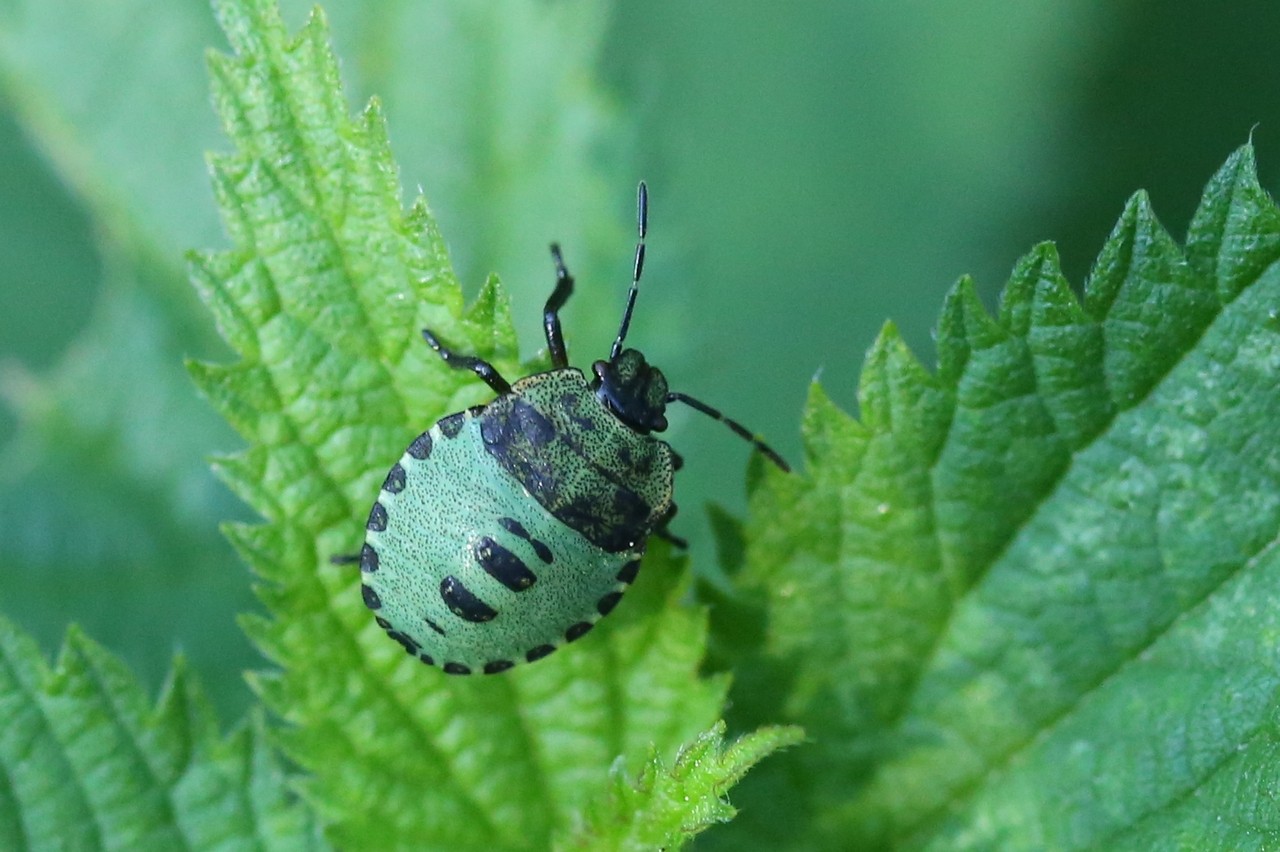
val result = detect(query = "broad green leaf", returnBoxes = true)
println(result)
[192,1,787,847]
[721,144,1280,848]
[0,615,323,850]
[560,721,804,852]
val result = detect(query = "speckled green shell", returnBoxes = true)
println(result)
[359,369,676,674]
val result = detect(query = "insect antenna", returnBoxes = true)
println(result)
[609,181,648,360]
[667,391,791,472]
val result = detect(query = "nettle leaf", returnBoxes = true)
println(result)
[192,0,789,848]
[0,616,323,849]
[730,145,1280,848]
[560,721,804,851]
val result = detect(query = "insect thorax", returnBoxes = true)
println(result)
[478,369,675,553]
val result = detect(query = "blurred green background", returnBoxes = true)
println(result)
[0,0,1276,722]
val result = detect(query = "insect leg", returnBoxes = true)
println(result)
[654,528,688,548]
[654,502,688,549]
[544,243,575,369]
[421,329,513,395]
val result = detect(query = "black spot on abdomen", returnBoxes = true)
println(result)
[597,591,623,616]
[440,575,498,623]
[408,433,433,460]
[617,559,640,584]
[565,621,593,643]
[474,536,537,591]
[496,517,554,564]
[382,463,407,494]
[526,644,556,662]
[386,630,420,655]
[438,412,467,438]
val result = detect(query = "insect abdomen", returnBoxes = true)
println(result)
[361,410,644,674]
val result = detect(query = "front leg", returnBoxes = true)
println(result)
[421,329,513,395]
[543,244,575,369]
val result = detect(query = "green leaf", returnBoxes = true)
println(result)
[560,721,804,852]
[0,615,323,850]
[725,144,1280,848]
[193,1,788,848]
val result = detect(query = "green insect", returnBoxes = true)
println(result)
[348,183,789,675]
